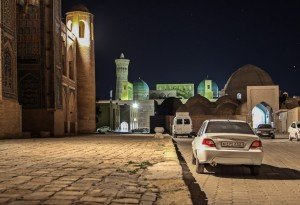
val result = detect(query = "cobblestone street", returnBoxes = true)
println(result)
[0,135,192,205]
[175,136,300,205]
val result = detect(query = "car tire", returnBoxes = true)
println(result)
[192,151,196,165]
[195,158,205,174]
[250,165,260,176]
[271,135,275,139]
[289,134,293,141]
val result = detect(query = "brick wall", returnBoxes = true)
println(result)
[0,99,22,139]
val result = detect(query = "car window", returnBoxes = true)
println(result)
[258,124,272,129]
[198,122,207,136]
[176,119,183,124]
[297,124,300,128]
[292,123,296,128]
[184,119,190,125]
[205,121,254,134]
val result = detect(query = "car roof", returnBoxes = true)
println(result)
[207,119,247,123]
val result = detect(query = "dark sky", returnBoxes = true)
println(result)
[62,0,300,99]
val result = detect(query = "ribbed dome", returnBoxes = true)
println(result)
[223,64,274,102]
[133,78,149,100]
[70,4,89,12]
[197,79,219,99]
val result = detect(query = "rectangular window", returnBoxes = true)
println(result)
[176,119,183,124]
[184,119,190,125]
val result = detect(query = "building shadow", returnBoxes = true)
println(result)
[205,164,300,180]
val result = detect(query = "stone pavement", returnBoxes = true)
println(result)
[175,136,300,205]
[0,135,192,205]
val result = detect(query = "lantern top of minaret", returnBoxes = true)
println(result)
[70,4,90,13]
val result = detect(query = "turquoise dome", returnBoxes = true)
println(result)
[133,78,149,100]
[197,79,219,99]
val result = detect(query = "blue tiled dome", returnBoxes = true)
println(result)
[133,78,149,100]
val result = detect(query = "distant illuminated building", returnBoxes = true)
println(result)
[156,84,194,99]
[115,53,130,100]
[197,78,219,100]
[121,82,133,100]
[133,78,149,100]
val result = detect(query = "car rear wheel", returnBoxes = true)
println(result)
[250,165,260,176]
[192,151,196,165]
[195,158,205,174]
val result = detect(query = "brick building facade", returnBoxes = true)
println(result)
[0,1,96,138]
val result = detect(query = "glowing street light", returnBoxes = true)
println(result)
[132,102,139,109]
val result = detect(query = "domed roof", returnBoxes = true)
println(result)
[70,4,89,12]
[223,64,274,102]
[224,64,274,91]
[133,78,149,92]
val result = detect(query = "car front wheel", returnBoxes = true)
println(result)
[250,165,260,176]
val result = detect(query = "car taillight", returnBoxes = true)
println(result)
[250,140,262,149]
[202,138,216,147]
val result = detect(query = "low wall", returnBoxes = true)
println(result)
[0,99,22,139]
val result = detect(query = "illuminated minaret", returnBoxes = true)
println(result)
[115,53,130,100]
[66,4,96,133]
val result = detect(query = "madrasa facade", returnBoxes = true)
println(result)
[0,1,96,138]
[97,54,299,134]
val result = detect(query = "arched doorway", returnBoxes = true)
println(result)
[120,122,129,132]
[252,102,273,128]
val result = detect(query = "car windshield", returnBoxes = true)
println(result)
[205,121,254,134]
[258,124,272,129]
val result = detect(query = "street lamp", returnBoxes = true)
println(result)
[132,102,139,109]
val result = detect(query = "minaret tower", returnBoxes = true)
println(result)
[66,4,96,133]
[115,53,130,100]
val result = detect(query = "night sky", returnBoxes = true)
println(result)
[62,0,300,99]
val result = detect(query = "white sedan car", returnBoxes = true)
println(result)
[288,122,300,141]
[192,120,263,175]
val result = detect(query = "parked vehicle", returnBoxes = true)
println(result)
[172,112,193,138]
[192,120,263,175]
[288,122,300,141]
[131,128,149,134]
[255,124,275,139]
[96,126,111,134]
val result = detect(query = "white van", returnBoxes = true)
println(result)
[172,112,193,138]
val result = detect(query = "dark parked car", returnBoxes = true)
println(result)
[255,124,275,139]
[131,128,149,134]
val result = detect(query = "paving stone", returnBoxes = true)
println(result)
[0,135,192,205]
[139,201,153,205]
[79,196,107,203]
[43,199,74,205]
[112,198,139,204]
[22,191,54,200]
[141,193,156,202]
